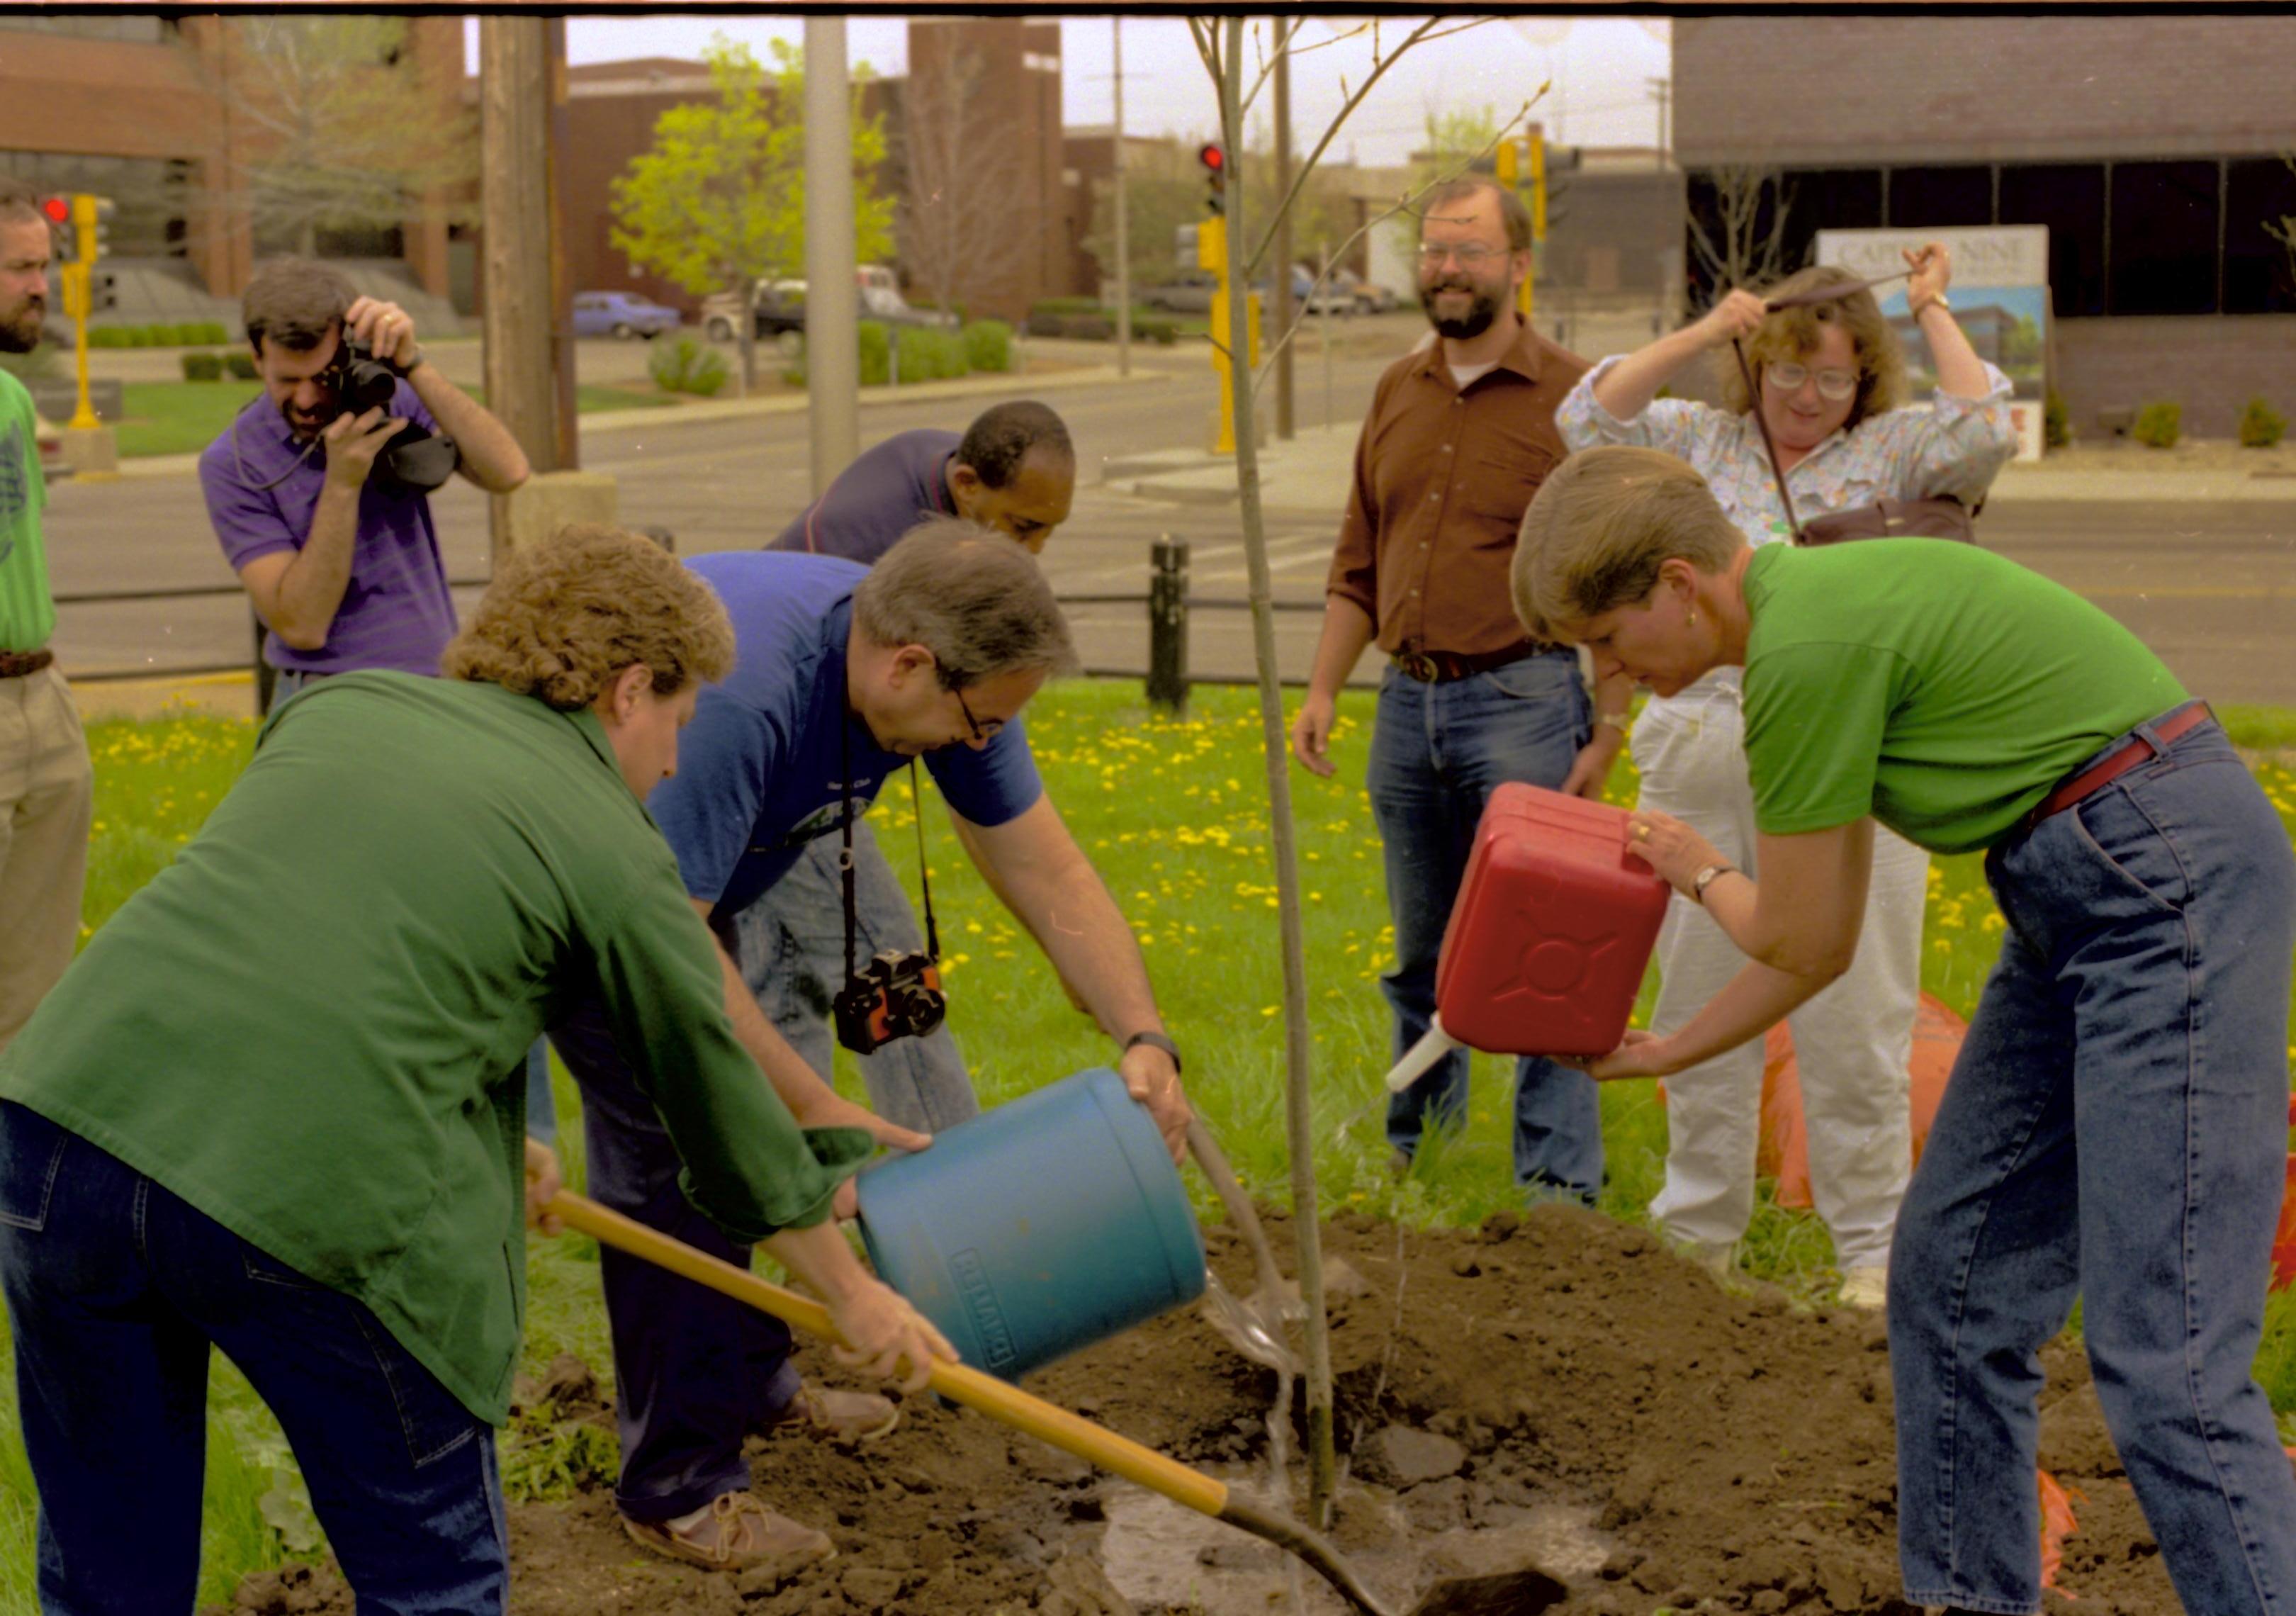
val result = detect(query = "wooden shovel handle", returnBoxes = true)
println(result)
[544,1192,1230,1518]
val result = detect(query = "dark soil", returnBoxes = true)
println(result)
[220,1205,2223,1616]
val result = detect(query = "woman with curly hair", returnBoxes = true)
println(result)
[1554,247,2020,1306]
[0,524,951,1612]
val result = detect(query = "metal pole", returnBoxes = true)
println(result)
[1320,244,1334,430]
[803,16,860,496]
[1271,28,1295,440]
[1112,17,1131,378]
[1147,536,1189,713]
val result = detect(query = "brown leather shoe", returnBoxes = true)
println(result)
[760,1381,899,1445]
[622,1491,835,1572]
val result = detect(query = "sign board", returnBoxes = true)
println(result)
[1816,225,2049,463]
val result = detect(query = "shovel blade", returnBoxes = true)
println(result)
[1405,1567,1569,1616]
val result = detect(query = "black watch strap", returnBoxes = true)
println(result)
[1122,1031,1182,1074]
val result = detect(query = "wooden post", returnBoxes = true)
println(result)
[479,16,559,563]
[1112,16,1131,378]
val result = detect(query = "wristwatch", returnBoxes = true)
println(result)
[1691,863,1739,904]
[1597,711,1631,736]
[1910,292,1952,319]
[1123,1030,1183,1074]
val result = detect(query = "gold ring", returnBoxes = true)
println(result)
[1633,824,1649,839]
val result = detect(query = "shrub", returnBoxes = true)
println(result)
[225,351,259,381]
[1030,296,1102,318]
[2044,388,2071,449]
[2238,395,2287,449]
[891,325,968,383]
[1068,315,1114,342]
[196,320,232,346]
[1025,310,1067,339]
[2131,400,2180,449]
[1135,316,1179,347]
[858,320,890,386]
[86,325,126,348]
[181,352,225,381]
[646,335,728,398]
[962,319,1014,374]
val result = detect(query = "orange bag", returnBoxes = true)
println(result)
[2038,1469,2083,1595]
[1755,992,1968,1210]
[2273,1100,2296,1292]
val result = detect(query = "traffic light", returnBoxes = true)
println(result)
[1198,143,1225,217]
[89,269,116,313]
[39,196,74,262]
[70,193,112,265]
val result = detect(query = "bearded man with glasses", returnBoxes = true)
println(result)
[1554,247,2018,1308]
[1291,176,1628,1206]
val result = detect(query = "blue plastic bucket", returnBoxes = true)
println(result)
[855,1067,1206,1382]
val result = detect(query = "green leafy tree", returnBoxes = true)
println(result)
[609,38,891,389]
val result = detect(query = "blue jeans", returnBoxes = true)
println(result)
[0,1104,505,1614]
[1367,651,1602,1201]
[735,820,981,1134]
[1889,709,2296,1615]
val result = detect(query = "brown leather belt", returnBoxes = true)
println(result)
[2024,702,2213,832]
[0,649,54,679]
[1392,643,1551,683]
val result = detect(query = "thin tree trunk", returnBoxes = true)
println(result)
[1216,16,1336,1529]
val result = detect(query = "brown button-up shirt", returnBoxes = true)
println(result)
[1326,320,1588,658]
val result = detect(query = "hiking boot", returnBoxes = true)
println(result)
[623,1491,835,1572]
[1837,1265,1890,1310]
[760,1381,899,1445]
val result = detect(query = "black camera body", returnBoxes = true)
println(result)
[833,949,947,1055]
[324,335,458,492]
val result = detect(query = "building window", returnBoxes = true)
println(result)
[1888,166,1993,230]
[2109,160,2219,316]
[0,16,172,43]
[1998,164,2106,318]
[2224,157,2296,315]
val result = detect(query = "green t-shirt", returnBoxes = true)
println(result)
[1740,540,2189,855]
[0,672,870,1424]
[0,371,54,653]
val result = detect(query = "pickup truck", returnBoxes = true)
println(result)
[703,279,955,350]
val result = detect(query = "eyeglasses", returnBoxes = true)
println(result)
[952,685,1001,743]
[1416,243,1505,269]
[1763,361,1860,402]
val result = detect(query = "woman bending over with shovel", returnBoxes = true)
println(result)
[1512,445,2296,1616]
[1555,248,2018,1307]
[0,524,950,1612]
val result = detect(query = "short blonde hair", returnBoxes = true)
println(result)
[1716,263,1906,429]
[1512,447,1746,639]
[441,524,734,708]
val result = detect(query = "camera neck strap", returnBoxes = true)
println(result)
[1732,335,1806,543]
[838,714,940,985]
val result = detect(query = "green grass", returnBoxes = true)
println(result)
[112,381,670,459]
[3,685,2292,1601]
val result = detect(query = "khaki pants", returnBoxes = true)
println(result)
[0,666,93,1053]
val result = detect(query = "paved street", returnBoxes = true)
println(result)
[42,326,2296,708]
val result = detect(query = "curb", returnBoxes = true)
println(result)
[92,364,1174,481]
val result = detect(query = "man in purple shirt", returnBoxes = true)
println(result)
[199,259,529,696]
[770,400,1074,559]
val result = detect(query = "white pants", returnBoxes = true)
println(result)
[1633,688,1923,1272]
[0,666,92,1055]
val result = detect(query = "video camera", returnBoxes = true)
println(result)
[833,948,948,1055]
[323,334,459,493]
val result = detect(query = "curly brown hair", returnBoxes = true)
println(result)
[1716,263,1907,430]
[441,524,734,708]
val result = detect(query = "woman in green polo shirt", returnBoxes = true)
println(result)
[1509,445,2296,1616]
[0,524,951,1613]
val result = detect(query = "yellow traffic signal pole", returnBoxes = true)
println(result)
[1197,215,1262,457]
[65,194,102,430]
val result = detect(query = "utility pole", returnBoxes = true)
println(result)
[545,17,576,473]
[1113,16,1130,378]
[1648,76,1672,167]
[1271,26,1295,440]
[803,16,860,497]
[479,16,559,562]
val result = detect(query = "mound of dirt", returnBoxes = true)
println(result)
[218,1206,2207,1615]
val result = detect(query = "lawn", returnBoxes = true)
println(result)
[1,684,2291,1605]
[113,379,672,459]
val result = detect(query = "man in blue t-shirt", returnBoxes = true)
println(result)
[551,519,1188,1571]
[760,403,1075,1135]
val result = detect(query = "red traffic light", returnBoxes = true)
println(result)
[1198,144,1225,174]
[40,196,69,224]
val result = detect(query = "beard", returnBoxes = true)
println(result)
[0,293,43,355]
[1418,277,1502,340]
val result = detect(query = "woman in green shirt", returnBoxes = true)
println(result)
[0,524,951,1613]
[1509,445,2296,1616]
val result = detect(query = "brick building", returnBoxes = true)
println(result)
[1672,14,2296,437]
[0,14,463,316]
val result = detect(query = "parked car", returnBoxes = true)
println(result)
[1140,272,1218,315]
[1328,266,1397,314]
[703,279,953,353]
[572,291,681,340]
[1289,267,1354,318]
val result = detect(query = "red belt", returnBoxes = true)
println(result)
[0,649,53,679]
[2025,702,2213,831]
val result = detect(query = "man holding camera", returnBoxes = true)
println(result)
[549,518,1190,1570]
[199,259,529,702]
